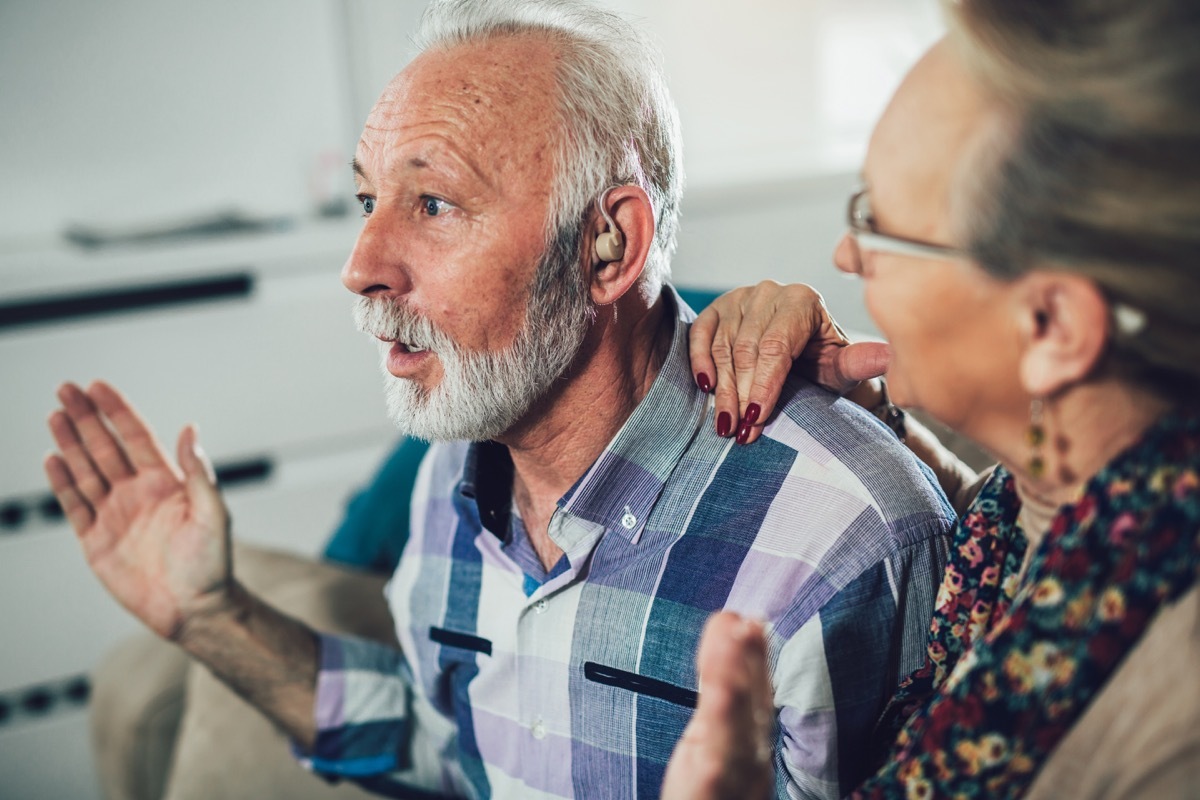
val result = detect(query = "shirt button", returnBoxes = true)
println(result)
[621,508,637,530]
[531,718,547,740]
[534,599,548,614]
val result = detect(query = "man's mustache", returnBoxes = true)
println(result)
[352,297,449,354]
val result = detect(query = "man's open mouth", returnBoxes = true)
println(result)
[377,336,430,355]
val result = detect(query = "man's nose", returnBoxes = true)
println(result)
[341,219,413,298]
[832,233,861,276]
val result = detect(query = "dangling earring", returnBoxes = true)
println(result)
[1028,398,1046,479]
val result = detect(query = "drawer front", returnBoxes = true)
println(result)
[1,268,394,498]
[0,710,101,800]
[0,439,398,692]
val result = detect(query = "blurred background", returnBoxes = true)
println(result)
[0,1,941,797]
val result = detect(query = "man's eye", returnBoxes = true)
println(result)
[421,196,448,217]
[357,195,375,216]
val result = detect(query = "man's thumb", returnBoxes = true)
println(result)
[177,425,221,510]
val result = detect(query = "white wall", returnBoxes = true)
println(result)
[1,0,942,311]
[0,0,357,245]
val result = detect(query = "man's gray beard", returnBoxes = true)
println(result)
[352,236,594,442]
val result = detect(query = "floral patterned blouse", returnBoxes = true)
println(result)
[851,410,1200,799]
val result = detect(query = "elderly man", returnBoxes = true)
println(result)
[44,1,952,798]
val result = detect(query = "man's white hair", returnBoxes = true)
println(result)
[413,0,684,302]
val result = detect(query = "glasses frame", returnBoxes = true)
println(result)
[847,188,966,262]
[845,189,1149,336]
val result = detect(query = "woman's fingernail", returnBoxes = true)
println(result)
[696,373,712,394]
[717,411,732,438]
[736,421,752,444]
[744,403,761,425]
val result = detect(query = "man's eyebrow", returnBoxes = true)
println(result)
[352,150,493,189]
[351,157,428,180]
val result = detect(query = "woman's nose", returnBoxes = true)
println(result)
[833,232,862,276]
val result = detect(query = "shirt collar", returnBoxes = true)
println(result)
[459,440,513,540]
[557,286,709,542]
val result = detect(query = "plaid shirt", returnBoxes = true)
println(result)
[300,290,953,799]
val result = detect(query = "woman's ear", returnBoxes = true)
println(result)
[1017,272,1111,396]
[587,185,656,306]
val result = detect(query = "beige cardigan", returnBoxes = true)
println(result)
[1026,586,1200,799]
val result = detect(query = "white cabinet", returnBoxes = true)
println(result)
[0,221,402,789]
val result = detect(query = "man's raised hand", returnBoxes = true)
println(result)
[661,612,776,800]
[43,381,232,642]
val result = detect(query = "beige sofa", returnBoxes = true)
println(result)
[91,545,398,800]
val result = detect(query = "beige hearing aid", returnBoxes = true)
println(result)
[595,186,625,262]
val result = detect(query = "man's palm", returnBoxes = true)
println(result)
[44,382,231,641]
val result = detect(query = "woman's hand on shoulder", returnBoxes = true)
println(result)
[688,281,891,444]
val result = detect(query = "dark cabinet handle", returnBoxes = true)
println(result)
[0,272,254,331]
[214,457,274,488]
[1,457,272,535]
[0,674,92,729]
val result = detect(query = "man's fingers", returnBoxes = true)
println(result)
[42,453,96,534]
[178,425,217,485]
[719,617,774,767]
[692,611,776,797]
[740,620,775,755]
[56,383,135,483]
[47,409,110,506]
[177,425,224,521]
[662,611,775,800]
[697,612,762,698]
[88,381,176,474]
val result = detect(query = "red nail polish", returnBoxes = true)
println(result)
[717,411,732,437]
[736,421,751,444]
[744,403,761,425]
[697,373,712,394]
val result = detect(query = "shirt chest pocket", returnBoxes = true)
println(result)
[426,626,492,718]
[582,661,698,709]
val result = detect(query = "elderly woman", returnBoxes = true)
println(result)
[663,0,1200,798]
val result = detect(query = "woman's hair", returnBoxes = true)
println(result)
[944,0,1200,402]
[413,0,684,303]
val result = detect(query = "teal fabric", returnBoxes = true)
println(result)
[674,286,721,317]
[320,285,723,574]
[322,435,431,574]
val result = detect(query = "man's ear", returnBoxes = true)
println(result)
[1017,272,1111,397]
[587,184,656,306]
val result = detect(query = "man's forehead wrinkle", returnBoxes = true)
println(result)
[352,141,380,187]
[354,34,564,207]
[364,112,502,191]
